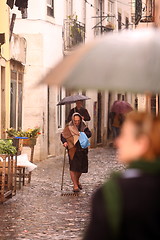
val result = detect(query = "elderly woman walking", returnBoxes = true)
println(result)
[61,113,91,192]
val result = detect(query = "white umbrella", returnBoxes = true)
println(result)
[40,28,160,93]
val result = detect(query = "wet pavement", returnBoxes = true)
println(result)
[0,147,125,240]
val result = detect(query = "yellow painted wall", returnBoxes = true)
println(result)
[0,0,11,135]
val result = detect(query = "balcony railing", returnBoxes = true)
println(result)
[135,0,142,25]
[140,0,154,22]
[63,19,85,51]
[131,0,154,25]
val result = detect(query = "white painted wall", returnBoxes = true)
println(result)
[11,0,46,20]
[11,0,134,160]
[63,0,134,147]
[10,34,26,64]
[117,0,133,31]
[12,0,65,161]
[85,0,95,42]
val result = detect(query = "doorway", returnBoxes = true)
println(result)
[97,91,102,144]
[1,67,5,138]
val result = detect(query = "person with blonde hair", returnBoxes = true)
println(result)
[84,111,160,240]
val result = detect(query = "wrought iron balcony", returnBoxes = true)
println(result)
[135,0,142,25]
[140,0,154,22]
[131,0,154,25]
[63,19,85,51]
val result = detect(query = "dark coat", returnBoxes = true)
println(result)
[61,127,91,173]
[67,107,91,122]
[109,112,124,126]
[84,160,160,240]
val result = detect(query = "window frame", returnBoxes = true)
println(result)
[47,0,54,17]
[57,87,63,129]
[118,12,122,30]
[10,68,23,130]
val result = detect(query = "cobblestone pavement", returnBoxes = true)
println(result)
[0,147,125,240]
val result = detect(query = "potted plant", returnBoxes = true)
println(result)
[68,14,84,47]
[6,127,41,147]
[0,139,17,155]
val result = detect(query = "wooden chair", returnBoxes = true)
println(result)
[0,155,17,203]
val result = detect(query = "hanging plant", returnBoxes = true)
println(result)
[68,14,84,46]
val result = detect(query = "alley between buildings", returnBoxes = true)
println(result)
[0,147,124,240]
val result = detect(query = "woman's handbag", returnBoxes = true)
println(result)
[79,132,90,149]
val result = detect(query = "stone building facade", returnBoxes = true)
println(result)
[9,0,133,161]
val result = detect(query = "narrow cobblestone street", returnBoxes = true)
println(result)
[0,147,124,240]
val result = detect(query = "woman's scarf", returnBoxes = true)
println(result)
[128,157,160,174]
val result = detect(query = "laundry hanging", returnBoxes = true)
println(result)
[6,0,28,19]
[15,0,28,9]
[6,0,15,9]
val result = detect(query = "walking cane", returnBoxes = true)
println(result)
[61,147,66,192]
[61,147,79,196]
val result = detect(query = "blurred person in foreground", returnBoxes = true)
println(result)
[67,100,91,122]
[84,111,160,240]
[61,113,91,192]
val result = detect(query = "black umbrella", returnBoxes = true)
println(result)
[57,94,90,106]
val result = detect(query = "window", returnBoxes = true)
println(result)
[108,1,114,24]
[118,12,122,30]
[10,70,23,129]
[10,75,17,129]
[18,74,23,128]
[57,88,62,128]
[47,0,54,17]
[108,1,113,13]
[125,17,129,29]
[150,94,157,116]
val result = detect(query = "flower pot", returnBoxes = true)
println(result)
[12,138,23,155]
[22,138,37,147]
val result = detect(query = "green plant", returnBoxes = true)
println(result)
[6,127,41,138]
[0,139,17,155]
[68,14,84,46]
[5,128,17,137]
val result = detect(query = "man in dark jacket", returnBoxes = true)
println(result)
[67,100,91,122]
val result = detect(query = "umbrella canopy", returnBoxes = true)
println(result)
[40,28,160,93]
[111,101,133,114]
[57,94,90,105]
